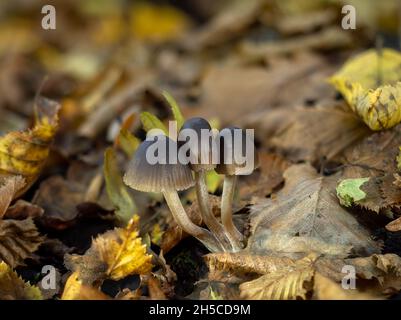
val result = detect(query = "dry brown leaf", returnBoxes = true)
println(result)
[183,0,264,50]
[313,272,379,300]
[245,103,370,162]
[205,252,295,277]
[0,261,42,300]
[386,216,401,232]
[196,52,326,125]
[148,276,167,300]
[239,254,317,300]
[0,218,45,268]
[33,175,85,229]
[0,175,25,219]
[239,152,290,201]
[4,199,44,220]
[342,125,401,178]
[248,164,381,258]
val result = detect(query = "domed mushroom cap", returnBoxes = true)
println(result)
[178,117,217,172]
[216,127,258,176]
[123,135,195,192]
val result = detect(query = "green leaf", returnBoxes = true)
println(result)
[163,91,185,130]
[118,129,140,158]
[104,147,137,225]
[206,170,223,193]
[336,178,370,207]
[140,112,168,135]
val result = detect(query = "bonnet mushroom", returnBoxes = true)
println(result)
[216,127,258,251]
[178,118,232,251]
[123,134,223,252]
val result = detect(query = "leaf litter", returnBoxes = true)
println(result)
[1,0,401,300]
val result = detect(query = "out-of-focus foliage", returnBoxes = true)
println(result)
[330,49,401,130]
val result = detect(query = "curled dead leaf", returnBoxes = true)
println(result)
[0,218,45,268]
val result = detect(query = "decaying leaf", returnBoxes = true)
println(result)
[104,147,137,225]
[330,49,401,130]
[0,175,25,218]
[33,175,85,229]
[65,216,152,284]
[239,254,317,300]
[0,218,45,268]
[336,178,370,207]
[0,261,42,300]
[244,103,370,162]
[248,164,381,258]
[61,271,110,300]
[0,97,60,196]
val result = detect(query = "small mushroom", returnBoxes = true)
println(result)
[123,135,223,252]
[216,127,258,251]
[179,117,232,251]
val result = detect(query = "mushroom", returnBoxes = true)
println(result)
[216,127,258,251]
[123,134,223,252]
[178,118,232,251]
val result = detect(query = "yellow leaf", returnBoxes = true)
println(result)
[330,49,401,130]
[140,112,168,135]
[150,223,164,246]
[163,91,185,130]
[61,272,109,300]
[130,3,189,43]
[0,97,60,196]
[0,261,42,300]
[93,216,153,280]
[104,147,137,225]
[117,129,140,158]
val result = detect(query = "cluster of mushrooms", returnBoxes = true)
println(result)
[123,118,258,253]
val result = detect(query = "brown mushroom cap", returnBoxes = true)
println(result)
[123,135,195,192]
[216,127,258,176]
[178,117,216,172]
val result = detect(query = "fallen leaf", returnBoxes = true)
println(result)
[140,111,168,135]
[330,49,401,130]
[4,199,43,220]
[104,147,137,225]
[0,175,25,219]
[244,103,370,162]
[61,271,110,300]
[0,218,45,268]
[0,97,60,196]
[33,175,85,229]
[336,178,370,207]
[247,164,381,258]
[239,254,317,300]
[0,261,42,300]
[65,216,152,284]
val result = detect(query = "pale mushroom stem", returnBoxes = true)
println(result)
[162,190,223,252]
[194,171,232,251]
[221,175,244,251]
